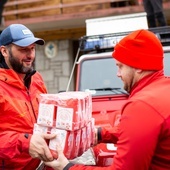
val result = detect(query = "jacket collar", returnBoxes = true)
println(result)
[0,68,36,89]
[129,70,164,98]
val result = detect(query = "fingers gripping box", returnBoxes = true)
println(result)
[49,128,74,159]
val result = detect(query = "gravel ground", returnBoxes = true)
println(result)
[70,148,96,165]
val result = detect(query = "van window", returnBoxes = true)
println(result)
[79,51,170,96]
[79,57,123,94]
[164,52,170,76]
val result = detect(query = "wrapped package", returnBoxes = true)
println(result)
[34,91,94,160]
[37,91,92,131]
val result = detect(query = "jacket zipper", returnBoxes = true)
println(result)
[26,89,37,122]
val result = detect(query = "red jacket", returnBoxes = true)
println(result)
[69,70,170,170]
[0,68,47,169]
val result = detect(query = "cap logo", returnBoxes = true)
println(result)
[22,29,32,35]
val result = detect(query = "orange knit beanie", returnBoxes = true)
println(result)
[112,29,163,70]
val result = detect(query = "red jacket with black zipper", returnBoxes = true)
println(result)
[0,65,47,170]
[66,70,170,170]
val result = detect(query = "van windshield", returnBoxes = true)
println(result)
[79,51,170,96]
[164,52,170,76]
[79,57,126,95]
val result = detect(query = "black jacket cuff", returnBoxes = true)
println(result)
[98,127,102,141]
[63,162,74,170]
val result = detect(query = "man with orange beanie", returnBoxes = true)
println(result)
[43,29,170,170]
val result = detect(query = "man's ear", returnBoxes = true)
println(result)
[0,46,8,58]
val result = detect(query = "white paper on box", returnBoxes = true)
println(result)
[49,128,67,151]
[56,106,73,130]
[37,103,55,127]
[33,123,51,134]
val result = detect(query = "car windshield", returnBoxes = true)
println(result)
[79,51,170,96]
[164,51,170,76]
[79,57,126,95]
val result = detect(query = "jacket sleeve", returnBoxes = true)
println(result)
[97,126,119,144]
[68,100,161,170]
[112,100,162,170]
[68,163,114,170]
[97,110,121,144]
[0,131,31,159]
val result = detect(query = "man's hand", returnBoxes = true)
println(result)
[44,143,69,170]
[29,133,56,162]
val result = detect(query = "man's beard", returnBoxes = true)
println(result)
[8,49,34,74]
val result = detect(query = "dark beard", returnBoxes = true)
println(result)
[8,48,34,74]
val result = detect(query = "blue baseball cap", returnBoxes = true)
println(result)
[0,24,45,47]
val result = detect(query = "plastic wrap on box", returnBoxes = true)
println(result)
[49,128,74,159]
[37,92,92,131]
[78,126,87,157]
[64,91,92,126]
[70,129,81,159]
[86,120,93,149]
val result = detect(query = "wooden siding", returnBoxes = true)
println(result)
[1,0,170,41]
[2,0,134,25]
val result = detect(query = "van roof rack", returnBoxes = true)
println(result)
[149,26,170,46]
[79,26,170,52]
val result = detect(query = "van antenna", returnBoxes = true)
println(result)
[66,39,83,91]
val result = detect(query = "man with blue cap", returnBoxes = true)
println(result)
[0,24,55,169]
